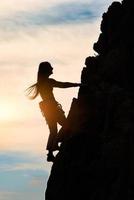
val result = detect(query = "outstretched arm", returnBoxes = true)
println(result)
[50,79,81,88]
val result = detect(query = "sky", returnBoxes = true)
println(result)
[0,0,122,199]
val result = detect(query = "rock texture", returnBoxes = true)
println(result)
[46,0,134,199]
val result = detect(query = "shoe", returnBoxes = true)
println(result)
[47,154,55,162]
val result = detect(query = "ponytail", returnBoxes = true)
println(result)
[25,83,39,100]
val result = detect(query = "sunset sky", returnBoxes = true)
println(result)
[0,0,121,199]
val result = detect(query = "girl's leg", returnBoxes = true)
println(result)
[57,112,67,143]
[47,121,59,151]
[46,121,60,162]
[57,111,66,126]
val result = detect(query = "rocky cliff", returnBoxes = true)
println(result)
[46,0,134,199]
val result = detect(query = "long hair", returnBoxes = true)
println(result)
[26,61,52,99]
[25,83,39,100]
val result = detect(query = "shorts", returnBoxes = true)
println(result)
[39,100,65,125]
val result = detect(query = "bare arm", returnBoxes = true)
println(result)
[50,79,81,88]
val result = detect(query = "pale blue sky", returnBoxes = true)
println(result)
[0,0,121,199]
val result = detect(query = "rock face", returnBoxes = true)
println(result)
[46,1,134,199]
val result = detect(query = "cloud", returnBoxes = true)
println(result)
[0,2,97,33]
[0,191,44,200]
[0,163,48,200]
[34,2,96,25]
[29,176,45,187]
[0,151,48,171]
[0,0,93,16]
[0,151,49,200]
[0,0,122,33]
[0,151,38,167]
[0,191,19,200]
[0,0,49,16]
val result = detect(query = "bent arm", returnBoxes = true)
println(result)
[50,79,81,88]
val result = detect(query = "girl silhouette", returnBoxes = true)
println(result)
[27,61,81,162]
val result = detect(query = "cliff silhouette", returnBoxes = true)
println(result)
[46,0,134,199]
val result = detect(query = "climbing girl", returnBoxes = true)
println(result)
[26,61,81,162]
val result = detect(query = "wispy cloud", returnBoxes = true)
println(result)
[0,2,98,32]
[0,151,49,200]
[0,0,122,33]
[0,151,49,171]
[0,190,44,200]
[0,152,39,168]
[0,191,19,200]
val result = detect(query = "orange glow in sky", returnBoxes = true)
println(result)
[0,102,16,121]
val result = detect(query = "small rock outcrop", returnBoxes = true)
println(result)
[46,0,134,199]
